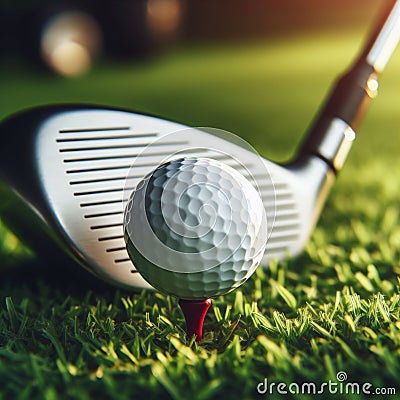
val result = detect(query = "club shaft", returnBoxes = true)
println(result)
[365,0,400,72]
[300,0,400,172]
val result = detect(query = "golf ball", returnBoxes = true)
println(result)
[124,157,267,299]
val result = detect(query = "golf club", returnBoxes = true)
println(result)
[1,1,399,290]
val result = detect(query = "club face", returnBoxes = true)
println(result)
[0,106,333,289]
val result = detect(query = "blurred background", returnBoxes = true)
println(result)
[0,0,384,77]
[1,0,399,264]
[0,0,388,147]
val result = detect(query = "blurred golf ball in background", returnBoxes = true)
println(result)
[124,157,267,300]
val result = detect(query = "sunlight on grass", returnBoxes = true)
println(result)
[0,219,32,264]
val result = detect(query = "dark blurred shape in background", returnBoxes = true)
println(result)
[96,0,183,60]
[0,0,378,77]
[185,0,379,42]
[0,0,184,76]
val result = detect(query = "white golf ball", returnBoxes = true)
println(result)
[124,157,267,299]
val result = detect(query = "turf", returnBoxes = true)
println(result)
[1,28,400,399]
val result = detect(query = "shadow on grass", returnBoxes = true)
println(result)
[0,255,138,304]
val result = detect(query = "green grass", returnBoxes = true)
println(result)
[1,29,400,399]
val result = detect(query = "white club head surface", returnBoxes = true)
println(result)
[0,106,334,289]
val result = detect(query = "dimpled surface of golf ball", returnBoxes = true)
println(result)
[124,157,267,300]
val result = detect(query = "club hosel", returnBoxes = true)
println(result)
[300,62,378,173]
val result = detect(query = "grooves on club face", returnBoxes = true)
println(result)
[0,105,334,289]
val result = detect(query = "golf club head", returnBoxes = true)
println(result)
[1,1,399,291]
[0,105,332,289]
